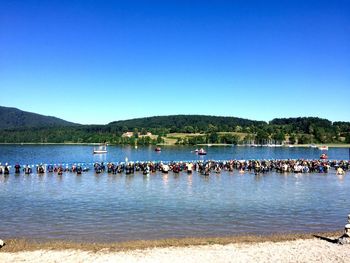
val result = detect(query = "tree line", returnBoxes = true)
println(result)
[0,116,349,145]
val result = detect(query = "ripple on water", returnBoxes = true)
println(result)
[0,145,349,241]
[0,170,349,241]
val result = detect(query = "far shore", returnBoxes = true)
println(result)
[0,142,102,145]
[1,142,350,148]
[194,143,350,148]
[282,143,350,148]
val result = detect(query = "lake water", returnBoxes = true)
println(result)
[0,145,349,242]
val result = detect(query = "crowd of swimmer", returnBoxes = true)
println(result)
[0,163,89,175]
[0,159,348,176]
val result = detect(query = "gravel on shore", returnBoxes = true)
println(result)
[1,233,349,263]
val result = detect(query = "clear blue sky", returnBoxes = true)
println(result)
[1,0,349,124]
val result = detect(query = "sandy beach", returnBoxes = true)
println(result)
[1,236,349,263]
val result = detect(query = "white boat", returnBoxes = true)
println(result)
[318,146,328,151]
[309,144,317,148]
[93,145,107,154]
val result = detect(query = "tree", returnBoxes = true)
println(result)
[289,134,297,144]
[221,134,240,145]
[314,127,326,143]
[234,126,242,132]
[156,135,163,144]
[133,128,139,138]
[188,136,206,145]
[298,134,311,144]
[140,128,147,135]
[272,131,285,144]
[256,129,269,145]
[207,124,218,133]
[208,132,219,143]
[175,138,183,145]
[243,134,255,144]
[184,126,195,133]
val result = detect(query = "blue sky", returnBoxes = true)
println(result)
[1,0,349,124]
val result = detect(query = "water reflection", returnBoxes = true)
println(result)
[0,174,9,183]
[75,174,83,183]
[187,174,193,191]
[162,174,169,188]
[337,174,345,182]
[199,174,210,183]
[125,174,135,190]
[254,174,262,181]
[93,153,107,163]
[0,169,349,241]
[143,174,150,183]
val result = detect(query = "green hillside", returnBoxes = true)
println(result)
[0,108,349,145]
[0,106,77,129]
[108,115,266,133]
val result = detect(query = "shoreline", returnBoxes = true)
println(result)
[0,231,342,252]
[1,142,350,148]
[0,142,102,145]
[197,143,350,148]
[0,232,346,263]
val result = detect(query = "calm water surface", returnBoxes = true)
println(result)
[0,145,349,242]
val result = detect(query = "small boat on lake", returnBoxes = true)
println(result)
[318,146,328,151]
[93,145,107,154]
[197,148,207,155]
[155,147,161,152]
[320,153,328,160]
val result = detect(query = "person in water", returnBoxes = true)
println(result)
[336,167,345,175]
[4,163,10,175]
[15,164,21,174]
[24,165,32,175]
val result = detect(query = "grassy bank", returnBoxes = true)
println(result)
[0,231,341,253]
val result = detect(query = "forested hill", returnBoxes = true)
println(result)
[0,109,349,144]
[270,117,332,127]
[108,115,266,133]
[0,106,77,129]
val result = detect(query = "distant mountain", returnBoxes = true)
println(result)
[0,106,78,129]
